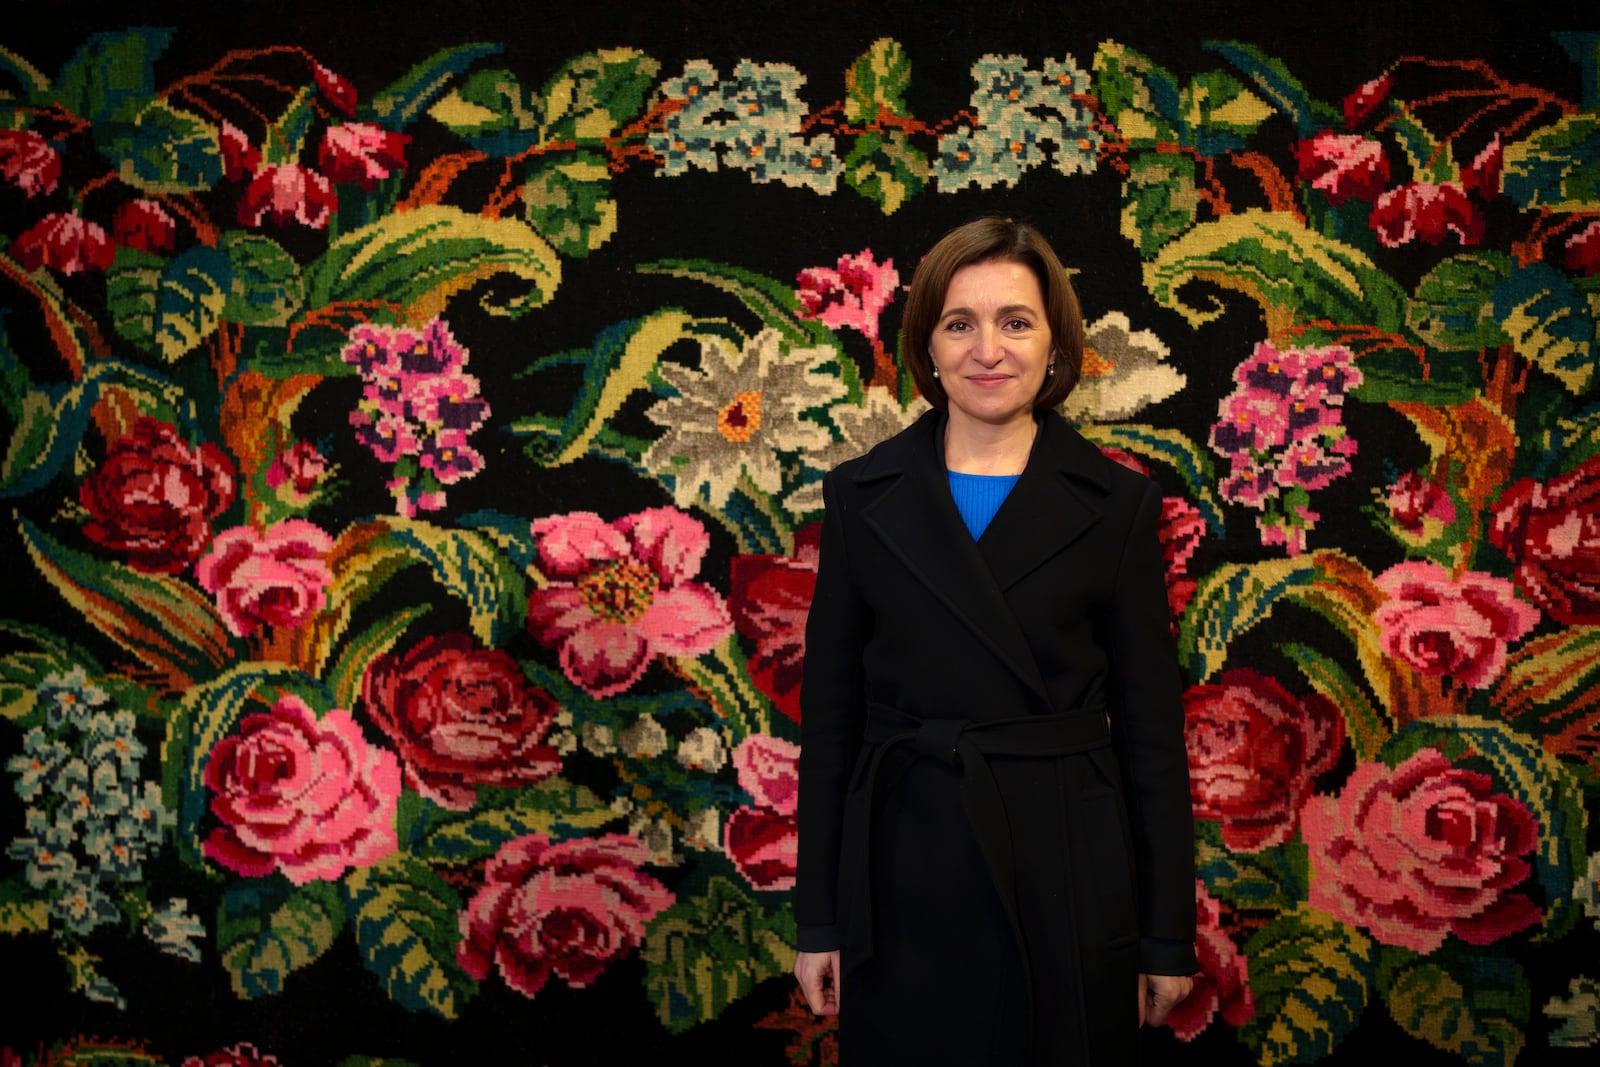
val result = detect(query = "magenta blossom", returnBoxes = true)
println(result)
[1373,561,1538,689]
[1303,749,1542,952]
[265,441,329,501]
[795,250,900,341]
[527,507,735,698]
[1387,471,1456,536]
[1370,181,1484,247]
[203,695,400,884]
[238,164,336,229]
[0,129,61,196]
[196,520,336,637]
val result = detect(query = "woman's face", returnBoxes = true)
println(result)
[929,258,1054,431]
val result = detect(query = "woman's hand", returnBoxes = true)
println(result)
[794,950,841,1015]
[1138,972,1193,1027]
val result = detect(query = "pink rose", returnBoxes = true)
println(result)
[362,633,562,810]
[10,212,114,275]
[1373,562,1538,689]
[1184,669,1345,852]
[238,164,336,229]
[202,695,400,884]
[196,520,335,637]
[457,833,673,997]
[527,507,734,698]
[723,805,798,891]
[1295,132,1390,205]
[1490,455,1600,625]
[732,734,800,816]
[0,129,61,196]
[319,123,409,190]
[1303,749,1542,952]
[1369,181,1484,247]
[1159,497,1205,628]
[1164,881,1253,1041]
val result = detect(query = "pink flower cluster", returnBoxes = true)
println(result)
[1208,342,1362,554]
[794,250,900,342]
[341,318,491,516]
[723,734,800,891]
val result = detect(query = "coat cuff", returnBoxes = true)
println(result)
[797,924,839,953]
[1139,936,1198,976]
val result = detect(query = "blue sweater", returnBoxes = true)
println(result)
[946,470,1020,539]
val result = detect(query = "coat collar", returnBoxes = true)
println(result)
[853,409,1111,708]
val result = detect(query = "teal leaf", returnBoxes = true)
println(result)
[221,232,305,327]
[381,519,527,647]
[1202,40,1340,137]
[102,99,224,192]
[1176,557,1322,683]
[53,27,172,125]
[107,245,233,362]
[371,43,505,127]
[1091,42,1181,146]
[642,875,798,1033]
[1501,114,1600,212]
[1491,262,1596,395]
[345,852,474,1019]
[1407,252,1514,352]
[1075,423,1225,535]
[636,258,834,348]
[1195,822,1310,911]
[218,880,344,999]
[1381,953,1529,1067]
[537,49,660,143]
[427,66,544,155]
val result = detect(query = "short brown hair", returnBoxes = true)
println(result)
[899,216,1083,411]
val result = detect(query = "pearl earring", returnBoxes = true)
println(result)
[932,366,940,378]
[1046,362,1055,376]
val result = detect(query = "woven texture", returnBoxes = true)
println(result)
[2,2,1598,1064]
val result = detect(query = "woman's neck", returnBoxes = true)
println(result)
[943,411,1038,475]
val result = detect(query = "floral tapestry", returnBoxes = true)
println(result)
[2,2,1598,1064]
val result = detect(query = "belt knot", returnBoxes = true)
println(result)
[913,718,966,764]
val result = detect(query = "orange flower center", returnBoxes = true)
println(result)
[717,390,763,443]
[579,560,660,623]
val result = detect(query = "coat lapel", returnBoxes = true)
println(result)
[853,411,1109,709]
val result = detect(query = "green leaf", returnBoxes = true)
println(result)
[844,38,913,123]
[104,99,224,193]
[1278,642,1390,761]
[643,875,798,1033]
[1238,906,1376,1066]
[538,48,660,142]
[167,663,320,864]
[1346,347,1481,407]
[1378,717,1587,943]
[1179,70,1273,155]
[522,153,617,257]
[218,880,344,999]
[381,518,526,646]
[1381,954,1529,1066]
[1407,252,1514,352]
[1502,114,1600,212]
[1176,557,1322,683]
[222,232,305,326]
[1075,423,1224,534]
[325,605,430,713]
[346,852,474,1018]
[17,516,234,695]
[413,778,617,864]
[107,245,233,361]
[1203,40,1339,137]
[304,204,561,319]
[636,258,832,348]
[53,28,172,125]
[1195,824,1310,911]
[427,67,544,154]
[1144,209,1409,332]
[1492,262,1596,395]
[1120,152,1202,257]
[1091,42,1180,146]
[370,43,505,127]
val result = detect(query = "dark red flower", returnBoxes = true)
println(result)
[1184,668,1345,852]
[113,198,177,254]
[1462,135,1503,200]
[10,212,114,275]
[1565,220,1600,276]
[238,164,336,229]
[0,129,60,196]
[313,62,359,116]
[362,632,562,810]
[1296,132,1390,205]
[724,804,798,890]
[180,1042,282,1067]
[1370,181,1484,247]
[1164,882,1253,1041]
[220,121,260,181]
[79,417,237,573]
[319,123,409,190]
[1343,73,1393,128]
[1490,455,1600,625]
[728,525,820,723]
[1159,496,1204,626]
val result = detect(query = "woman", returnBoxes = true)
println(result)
[793,216,1197,1063]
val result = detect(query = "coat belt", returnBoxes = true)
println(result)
[837,703,1112,1047]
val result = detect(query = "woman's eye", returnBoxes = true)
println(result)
[1006,318,1031,331]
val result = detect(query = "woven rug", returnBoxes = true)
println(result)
[2,1,1597,1063]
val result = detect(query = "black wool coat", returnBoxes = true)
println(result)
[796,409,1198,1065]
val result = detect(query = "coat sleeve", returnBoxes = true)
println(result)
[1103,477,1198,976]
[795,469,872,952]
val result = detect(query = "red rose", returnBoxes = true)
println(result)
[220,121,259,181]
[728,526,819,723]
[79,418,237,573]
[180,1042,281,1067]
[723,804,798,891]
[1370,181,1484,247]
[1296,132,1389,205]
[1492,456,1600,625]
[457,833,673,997]
[1159,496,1205,627]
[0,129,60,196]
[1184,669,1345,851]
[362,633,562,810]
[1164,881,1253,1042]
[10,212,114,274]
[1303,749,1542,952]
[1462,135,1503,200]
